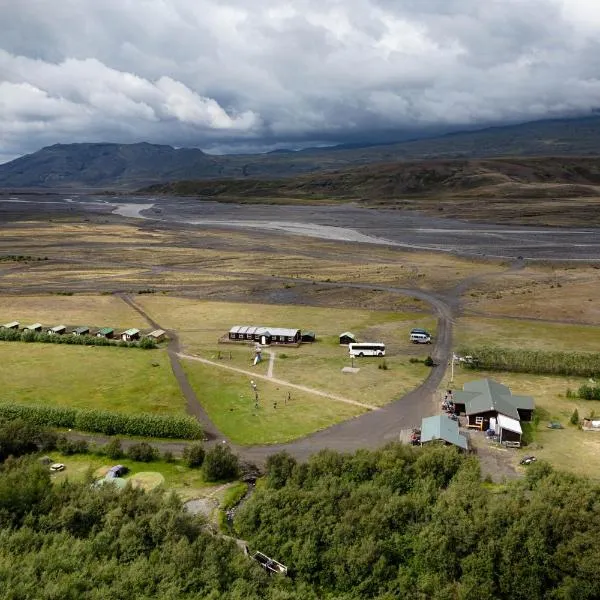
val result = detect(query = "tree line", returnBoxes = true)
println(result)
[459,345,600,377]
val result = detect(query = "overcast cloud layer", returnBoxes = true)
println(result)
[1,0,600,163]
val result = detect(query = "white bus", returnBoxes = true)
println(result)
[348,342,386,357]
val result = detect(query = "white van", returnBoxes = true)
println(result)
[410,332,431,344]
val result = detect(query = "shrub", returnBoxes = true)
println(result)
[56,436,89,455]
[126,442,158,462]
[378,359,389,370]
[183,443,205,468]
[162,450,175,463]
[424,356,434,367]
[570,408,580,426]
[203,444,239,482]
[104,438,124,460]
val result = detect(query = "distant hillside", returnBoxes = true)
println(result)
[143,157,600,200]
[143,157,600,226]
[1,116,600,188]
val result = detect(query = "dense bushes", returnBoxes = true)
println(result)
[0,328,156,349]
[0,403,203,439]
[203,444,240,481]
[576,384,600,400]
[127,442,159,462]
[183,443,206,468]
[0,459,282,599]
[236,445,600,599]
[459,345,600,377]
[0,418,57,461]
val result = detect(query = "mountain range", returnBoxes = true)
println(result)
[1,116,599,189]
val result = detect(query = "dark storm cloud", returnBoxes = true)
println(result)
[1,0,599,162]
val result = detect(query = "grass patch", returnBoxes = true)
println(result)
[0,342,184,415]
[138,297,434,406]
[48,453,213,501]
[456,316,600,353]
[0,294,147,328]
[182,360,366,445]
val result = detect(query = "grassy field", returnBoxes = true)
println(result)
[0,294,147,329]
[0,342,185,415]
[455,316,600,352]
[182,360,366,445]
[138,297,434,405]
[448,368,600,479]
[48,453,226,502]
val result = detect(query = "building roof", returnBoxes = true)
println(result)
[421,414,468,450]
[229,325,300,337]
[497,414,522,435]
[26,323,42,330]
[339,331,356,339]
[74,326,89,334]
[148,329,166,338]
[122,328,140,336]
[2,321,19,328]
[50,325,66,332]
[454,379,534,420]
[98,327,113,335]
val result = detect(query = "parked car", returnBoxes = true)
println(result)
[106,465,129,478]
[547,422,563,429]
[520,456,537,465]
[50,463,65,472]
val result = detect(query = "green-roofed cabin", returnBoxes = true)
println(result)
[339,332,356,345]
[121,328,140,341]
[96,327,114,339]
[452,378,534,431]
[420,414,468,450]
[301,331,316,342]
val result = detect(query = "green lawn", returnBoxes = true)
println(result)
[0,342,185,415]
[182,360,366,445]
[48,453,223,502]
[447,368,600,480]
[456,316,600,352]
[138,297,435,406]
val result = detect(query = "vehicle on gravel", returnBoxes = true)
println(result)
[410,332,432,344]
[520,456,537,465]
[50,463,65,472]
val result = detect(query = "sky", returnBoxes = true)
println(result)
[1,0,600,163]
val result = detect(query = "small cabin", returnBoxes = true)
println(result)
[96,327,114,339]
[25,323,43,333]
[420,414,468,450]
[301,331,316,343]
[147,329,166,342]
[1,321,20,330]
[339,332,356,345]
[73,326,90,336]
[121,328,140,342]
[48,325,66,335]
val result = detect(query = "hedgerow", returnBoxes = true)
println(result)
[459,345,600,377]
[0,328,157,349]
[0,403,203,439]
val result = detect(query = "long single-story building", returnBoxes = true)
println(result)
[1,321,20,330]
[147,329,166,342]
[25,323,43,332]
[452,378,534,432]
[73,326,90,336]
[121,328,140,341]
[339,332,356,345]
[228,326,301,345]
[48,325,66,335]
[420,414,468,450]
